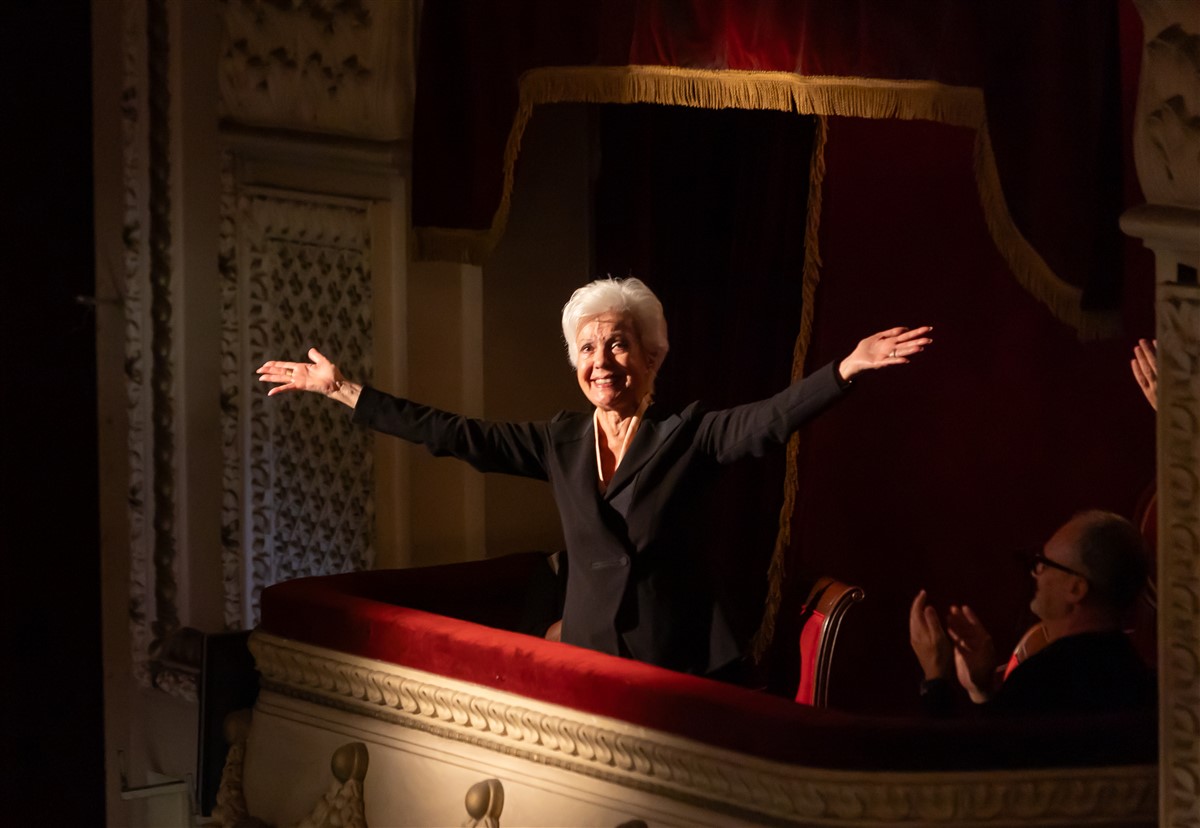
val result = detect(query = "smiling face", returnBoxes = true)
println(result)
[574,311,654,415]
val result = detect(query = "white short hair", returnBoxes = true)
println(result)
[561,277,670,369]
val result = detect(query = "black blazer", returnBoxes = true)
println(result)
[353,360,848,674]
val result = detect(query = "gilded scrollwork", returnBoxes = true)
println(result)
[249,632,1157,826]
[221,189,375,629]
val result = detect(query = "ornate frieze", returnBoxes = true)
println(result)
[217,0,416,141]
[250,632,1157,827]
[220,186,376,630]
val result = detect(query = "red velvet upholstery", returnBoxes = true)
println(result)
[793,578,864,707]
[259,555,1155,772]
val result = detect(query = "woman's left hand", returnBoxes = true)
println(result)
[838,326,933,382]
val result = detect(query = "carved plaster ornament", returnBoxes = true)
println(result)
[250,632,1157,826]
[296,742,369,828]
[1132,0,1200,207]
[217,0,414,140]
[213,708,369,828]
[464,778,504,828]
[219,188,375,630]
[212,709,266,828]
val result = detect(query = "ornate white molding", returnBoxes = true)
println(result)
[1158,280,1200,828]
[1125,6,1200,826]
[214,709,367,828]
[249,632,1156,826]
[219,151,242,632]
[464,778,505,828]
[217,0,416,142]
[123,0,185,691]
[122,0,153,690]
[1131,0,1200,208]
[221,188,376,630]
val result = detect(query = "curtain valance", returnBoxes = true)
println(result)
[412,0,1124,334]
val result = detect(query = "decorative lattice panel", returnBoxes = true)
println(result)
[222,175,375,629]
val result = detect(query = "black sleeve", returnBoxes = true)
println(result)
[352,386,552,480]
[919,678,956,717]
[694,360,849,463]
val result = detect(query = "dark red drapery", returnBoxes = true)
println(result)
[408,1,1155,708]
[412,0,1126,324]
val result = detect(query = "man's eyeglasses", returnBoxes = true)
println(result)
[1029,552,1088,580]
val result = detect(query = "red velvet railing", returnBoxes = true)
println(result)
[259,554,1155,772]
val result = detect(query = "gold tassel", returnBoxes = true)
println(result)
[750,116,828,662]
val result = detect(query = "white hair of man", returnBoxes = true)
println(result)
[561,277,670,370]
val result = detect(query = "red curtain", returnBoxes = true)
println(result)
[592,104,819,653]
[409,1,1155,709]
[413,0,1125,306]
[789,115,1153,711]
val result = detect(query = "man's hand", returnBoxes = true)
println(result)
[945,604,998,704]
[909,590,953,681]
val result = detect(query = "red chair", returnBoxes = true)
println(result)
[793,577,864,707]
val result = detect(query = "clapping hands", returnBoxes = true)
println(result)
[909,591,999,703]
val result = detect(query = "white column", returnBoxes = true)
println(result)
[1121,3,1200,826]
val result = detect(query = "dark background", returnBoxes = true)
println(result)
[1,1,105,823]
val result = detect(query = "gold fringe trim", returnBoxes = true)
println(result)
[415,64,1116,338]
[971,120,1120,339]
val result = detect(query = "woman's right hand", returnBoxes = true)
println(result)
[257,347,351,400]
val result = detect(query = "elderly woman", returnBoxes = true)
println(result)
[258,277,931,676]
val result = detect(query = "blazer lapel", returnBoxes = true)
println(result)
[604,410,681,501]
[552,413,597,487]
